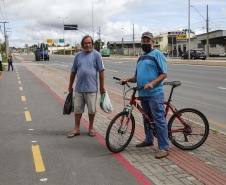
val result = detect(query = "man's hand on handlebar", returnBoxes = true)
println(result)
[144,82,154,90]
[120,78,128,85]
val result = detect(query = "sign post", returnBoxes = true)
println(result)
[168,32,187,57]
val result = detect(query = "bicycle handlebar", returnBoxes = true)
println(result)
[113,77,144,91]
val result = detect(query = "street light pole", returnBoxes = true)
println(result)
[122,26,135,57]
[91,0,94,40]
[188,0,191,61]
[206,5,209,57]
[133,24,135,57]
[58,17,68,55]
[190,4,209,57]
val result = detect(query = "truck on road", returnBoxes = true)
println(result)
[35,44,49,61]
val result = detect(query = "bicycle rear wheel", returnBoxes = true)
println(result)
[168,108,209,150]
[106,112,135,153]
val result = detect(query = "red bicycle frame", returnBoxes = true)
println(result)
[128,95,191,134]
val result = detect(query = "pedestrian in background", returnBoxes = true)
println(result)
[67,35,105,138]
[0,50,3,71]
[8,53,14,71]
[120,31,169,159]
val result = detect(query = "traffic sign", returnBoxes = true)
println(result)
[53,39,59,43]
[64,24,78,30]
[47,39,53,43]
[59,39,64,43]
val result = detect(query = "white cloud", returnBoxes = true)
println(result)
[0,0,225,48]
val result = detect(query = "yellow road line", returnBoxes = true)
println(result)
[208,119,226,128]
[19,87,23,91]
[21,96,26,101]
[32,145,45,172]
[18,77,20,79]
[25,111,32,121]
[17,74,19,76]
[18,81,21,84]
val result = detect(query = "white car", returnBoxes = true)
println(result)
[219,53,226,57]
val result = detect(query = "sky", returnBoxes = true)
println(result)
[0,0,226,48]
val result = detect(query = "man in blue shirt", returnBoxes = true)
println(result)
[120,32,169,159]
[68,35,105,138]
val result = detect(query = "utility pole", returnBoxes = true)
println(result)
[122,37,124,55]
[188,0,191,61]
[133,24,135,57]
[206,5,209,57]
[0,21,9,56]
[58,17,68,55]
[98,27,101,52]
[91,0,94,41]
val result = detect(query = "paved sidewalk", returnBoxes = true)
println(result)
[14,56,226,185]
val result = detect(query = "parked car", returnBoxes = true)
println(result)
[181,50,207,60]
[209,53,219,57]
[101,49,110,57]
[219,53,226,57]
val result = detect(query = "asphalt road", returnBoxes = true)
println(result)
[22,54,226,133]
[0,58,143,185]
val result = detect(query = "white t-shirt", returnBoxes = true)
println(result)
[0,53,2,61]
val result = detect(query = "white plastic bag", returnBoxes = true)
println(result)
[99,91,113,113]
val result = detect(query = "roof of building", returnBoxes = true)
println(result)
[107,41,141,44]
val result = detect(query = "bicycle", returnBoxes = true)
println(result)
[105,77,209,153]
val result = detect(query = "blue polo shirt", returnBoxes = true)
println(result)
[135,49,167,97]
[71,50,105,92]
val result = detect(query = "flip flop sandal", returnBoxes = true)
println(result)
[67,132,80,138]
[88,132,96,137]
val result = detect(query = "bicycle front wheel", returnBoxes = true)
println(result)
[168,108,209,150]
[106,112,135,153]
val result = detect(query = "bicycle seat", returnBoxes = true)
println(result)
[163,81,182,87]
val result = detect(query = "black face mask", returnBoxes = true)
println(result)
[142,44,152,53]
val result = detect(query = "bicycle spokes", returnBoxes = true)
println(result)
[106,112,135,153]
[168,108,209,150]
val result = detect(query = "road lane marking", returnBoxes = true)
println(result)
[18,81,21,84]
[25,111,32,121]
[209,119,226,128]
[105,69,118,72]
[21,96,26,101]
[17,74,19,76]
[19,87,23,90]
[218,87,226,90]
[32,145,45,172]
[40,178,48,182]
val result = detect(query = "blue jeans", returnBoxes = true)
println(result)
[8,62,13,71]
[140,92,169,150]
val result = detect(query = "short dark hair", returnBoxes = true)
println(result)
[81,35,94,48]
